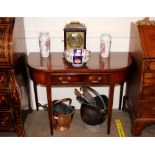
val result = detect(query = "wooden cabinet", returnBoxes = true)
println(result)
[125,23,155,136]
[0,18,31,136]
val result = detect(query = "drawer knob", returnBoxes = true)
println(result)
[144,64,149,70]
[0,74,5,84]
[67,76,71,80]
[59,77,63,81]
[89,76,93,80]
[89,76,102,83]
[59,76,71,84]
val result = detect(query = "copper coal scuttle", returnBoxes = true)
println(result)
[53,98,75,131]
[75,86,108,132]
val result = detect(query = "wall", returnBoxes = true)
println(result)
[13,17,144,109]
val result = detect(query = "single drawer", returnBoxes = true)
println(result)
[0,112,14,127]
[0,91,11,109]
[143,73,155,85]
[51,74,83,85]
[139,103,155,118]
[144,60,155,71]
[82,73,110,84]
[141,86,155,99]
[0,71,10,87]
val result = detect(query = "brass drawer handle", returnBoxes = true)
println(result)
[59,76,71,84]
[89,76,102,83]
[0,74,6,84]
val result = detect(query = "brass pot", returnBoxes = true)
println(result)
[52,98,75,131]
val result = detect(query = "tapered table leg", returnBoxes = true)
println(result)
[33,82,39,111]
[107,83,114,134]
[46,84,53,135]
[119,82,124,110]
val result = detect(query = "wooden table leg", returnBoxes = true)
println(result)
[107,83,114,134]
[46,84,53,135]
[119,82,124,110]
[33,82,39,111]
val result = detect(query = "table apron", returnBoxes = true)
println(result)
[29,70,128,86]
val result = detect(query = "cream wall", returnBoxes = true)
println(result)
[13,17,144,109]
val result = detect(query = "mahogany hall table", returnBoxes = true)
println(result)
[27,52,132,135]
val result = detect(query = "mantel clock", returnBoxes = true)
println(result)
[64,21,87,50]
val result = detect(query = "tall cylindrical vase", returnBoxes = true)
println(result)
[100,33,111,58]
[39,32,50,58]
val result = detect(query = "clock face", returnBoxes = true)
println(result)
[66,32,84,49]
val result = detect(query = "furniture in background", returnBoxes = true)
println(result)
[125,22,155,136]
[0,18,31,136]
[27,52,132,135]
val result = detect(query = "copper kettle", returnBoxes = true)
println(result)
[52,98,75,131]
